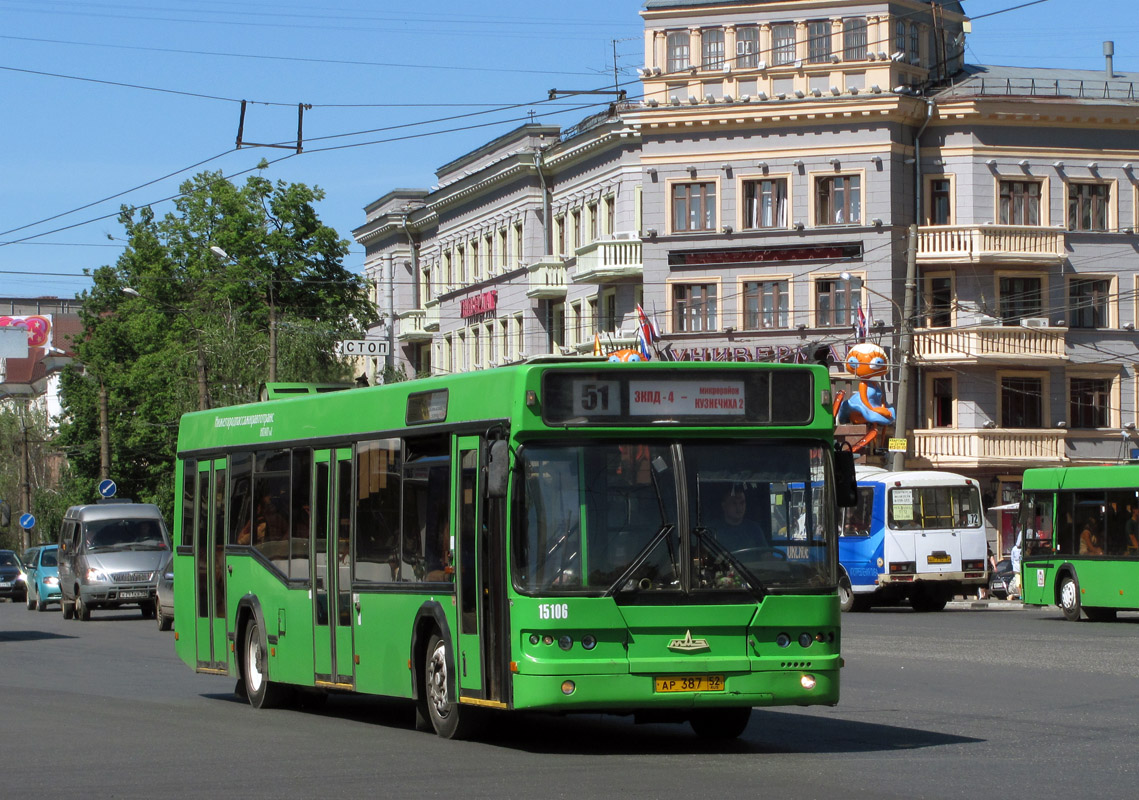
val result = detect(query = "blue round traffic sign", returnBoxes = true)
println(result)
[19,513,35,530]
[98,479,117,498]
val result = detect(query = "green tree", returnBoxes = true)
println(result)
[57,170,376,519]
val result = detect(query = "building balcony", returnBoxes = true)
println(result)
[910,428,1068,470]
[424,300,440,332]
[526,257,568,299]
[910,428,1134,471]
[396,309,432,342]
[917,225,1067,265]
[572,238,643,284]
[912,325,1067,364]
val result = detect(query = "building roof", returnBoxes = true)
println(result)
[937,64,1138,103]
[643,0,964,12]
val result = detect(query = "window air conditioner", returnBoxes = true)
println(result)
[1020,317,1049,329]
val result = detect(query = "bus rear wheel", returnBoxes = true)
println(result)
[838,576,855,613]
[1059,575,1082,621]
[690,707,752,739]
[243,618,288,709]
[424,633,474,739]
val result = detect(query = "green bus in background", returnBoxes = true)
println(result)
[1018,464,1139,621]
[172,360,855,739]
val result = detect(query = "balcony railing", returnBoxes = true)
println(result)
[396,309,432,342]
[573,238,643,283]
[912,325,1067,363]
[917,225,1067,265]
[526,257,568,299]
[424,300,440,332]
[911,428,1067,468]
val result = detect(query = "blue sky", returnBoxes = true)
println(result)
[2,0,1135,298]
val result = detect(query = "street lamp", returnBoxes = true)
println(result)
[210,246,277,383]
[121,287,209,411]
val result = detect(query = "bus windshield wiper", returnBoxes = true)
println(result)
[603,524,675,597]
[691,527,768,600]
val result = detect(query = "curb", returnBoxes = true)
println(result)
[946,599,1029,611]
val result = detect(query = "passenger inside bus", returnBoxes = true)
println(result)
[1126,506,1139,554]
[1079,516,1104,555]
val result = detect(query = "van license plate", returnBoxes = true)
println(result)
[654,675,724,693]
[0,581,10,588]
[927,554,952,564]
[119,590,147,599]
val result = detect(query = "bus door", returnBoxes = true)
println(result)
[193,458,228,672]
[455,436,507,705]
[313,448,355,688]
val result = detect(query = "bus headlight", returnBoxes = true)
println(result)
[776,633,791,648]
[798,633,813,648]
[800,674,817,690]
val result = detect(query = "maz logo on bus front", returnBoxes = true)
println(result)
[538,603,569,620]
[668,630,710,653]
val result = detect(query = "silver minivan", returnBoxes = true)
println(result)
[57,501,171,621]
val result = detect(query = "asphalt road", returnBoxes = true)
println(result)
[1,599,1135,799]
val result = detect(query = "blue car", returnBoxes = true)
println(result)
[24,545,61,612]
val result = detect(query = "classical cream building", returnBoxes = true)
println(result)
[354,0,1139,551]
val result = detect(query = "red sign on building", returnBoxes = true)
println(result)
[460,290,498,319]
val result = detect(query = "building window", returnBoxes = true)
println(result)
[896,20,907,55]
[815,275,860,328]
[999,276,1043,325]
[1068,183,1108,232]
[555,215,565,256]
[671,182,717,232]
[457,246,467,284]
[673,283,717,332]
[910,24,919,61]
[929,178,952,224]
[1001,377,1043,428]
[702,29,725,70]
[772,23,796,65]
[604,195,615,236]
[572,209,582,249]
[667,31,690,72]
[470,240,480,280]
[588,202,600,242]
[843,18,868,61]
[807,21,831,63]
[742,178,788,229]
[1070,378,1111,428]
[816,175,861,225]
[1068,278,1109,328]
[514,223,523,266]
[743,280,790,329]
[736,26,759,69]
[550,301,565,351]
[570,301,582,345]
[925,276,953,328]
[498,229,508,270]
[999,180,1042,226]
[514,313,524,359]
[931,376,954,427]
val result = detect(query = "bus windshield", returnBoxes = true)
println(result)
[887,485,982,531]
[514,440,835,598]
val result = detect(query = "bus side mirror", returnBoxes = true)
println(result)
[487,440,510,499]
[834,449,858,508]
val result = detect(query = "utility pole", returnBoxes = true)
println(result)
[891,224,919,471]
[99,380,111,479]
[19,404,32,550]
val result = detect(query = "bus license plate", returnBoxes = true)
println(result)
[119,590,147,599]
[927,554,951,564]
[654,675,724,693]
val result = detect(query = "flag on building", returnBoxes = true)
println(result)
[635,303,661,344]
[637,327,652,360]
[855,302,868,341]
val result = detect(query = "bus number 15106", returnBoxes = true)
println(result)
[538,603,569,620]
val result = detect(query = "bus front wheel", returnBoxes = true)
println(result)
[838,576,855,612]
[1059,575,1082,621]
[243,618,288,709]
[424,633,474,739]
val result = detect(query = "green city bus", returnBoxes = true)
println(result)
[1018,464,1139,621]
[172,359,855,738]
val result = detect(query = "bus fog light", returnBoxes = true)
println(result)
[800,674,817,690]
[776,633,791,648]
[558,635,573,651]
[798,633,813,648]
[582,634,597,650]
[561,680,576,695]
[529,634,540,645]
[543,635,554,645]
